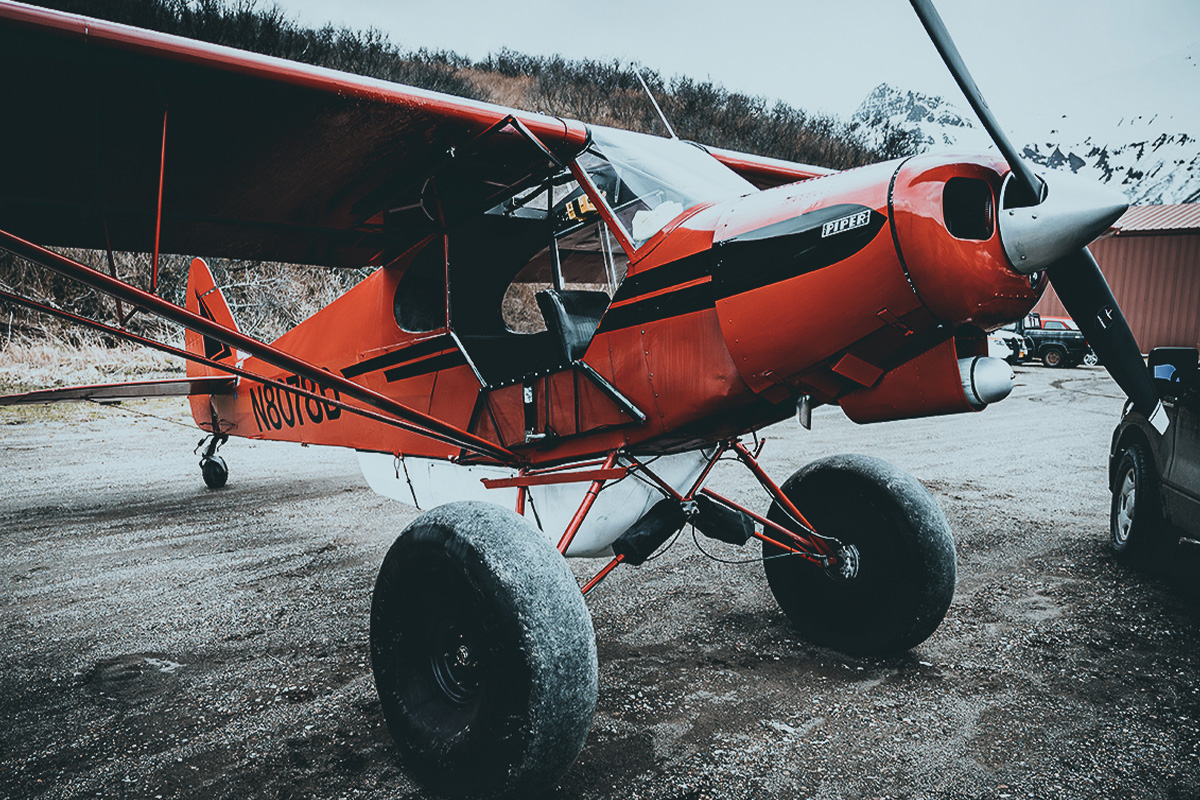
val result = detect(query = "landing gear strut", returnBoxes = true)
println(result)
[585,441,956,656]
[195,432,229,489]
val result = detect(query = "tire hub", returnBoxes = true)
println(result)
[1114,468,1136,545]
[829,544,861,580]
[429,624,481,705]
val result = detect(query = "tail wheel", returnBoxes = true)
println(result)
[762,454,956,656]
[200,456,228,489]
[1110,443,1165,564]
[370,502,597,799]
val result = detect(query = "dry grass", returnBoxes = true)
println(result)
[0,339,191,425]
[0,339,185,394]
[464,69,537,110]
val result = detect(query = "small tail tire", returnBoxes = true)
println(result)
[762,454,956,656]
[200,456,228,489]
[370,501,597,799]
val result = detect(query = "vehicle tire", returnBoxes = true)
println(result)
[370,501,597,799]
[1083,351,1099,367]
[1042,346,1067,368]
[762,454,956,656]
[1110,444,1165,564]
[200,456,228,489]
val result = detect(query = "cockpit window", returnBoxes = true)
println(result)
[585,126,756,246]
[498,172,628,333]
[450,129,752,387]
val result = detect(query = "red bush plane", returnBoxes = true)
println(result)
[0,0,1167,796]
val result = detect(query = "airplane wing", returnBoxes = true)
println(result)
[706,146,834,189]
[0,2,589,268]
[0,3,829,272]
[0,375,235,406]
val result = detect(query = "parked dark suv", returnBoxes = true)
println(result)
[1005,313,1095,368]
[1108,347,1200,563]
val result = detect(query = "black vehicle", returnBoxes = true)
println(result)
[1108,347,1200,563]
[1006,312,1093,368]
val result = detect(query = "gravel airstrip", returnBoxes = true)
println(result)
[2,365,1198,800]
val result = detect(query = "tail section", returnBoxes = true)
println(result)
[185,257,239,378]
[185,257,240,432]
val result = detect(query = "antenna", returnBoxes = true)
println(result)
[634,66,678,140]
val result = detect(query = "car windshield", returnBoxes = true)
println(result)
[584,126,756,246]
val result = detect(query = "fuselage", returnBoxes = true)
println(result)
[193,147,1043,466]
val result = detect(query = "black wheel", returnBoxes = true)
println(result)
[371,501,597,799]
[1110,444,1164,564]
[762,454,956,656]
[200,456,227,489]
[1042,346,1067,368]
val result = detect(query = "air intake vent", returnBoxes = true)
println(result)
[944,177,994,241]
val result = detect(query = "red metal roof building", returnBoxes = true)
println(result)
[1034,203,1200,351]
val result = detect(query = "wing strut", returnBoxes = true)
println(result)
[152,106,168,296]
[0,287,508,456]
[0,229,517,463]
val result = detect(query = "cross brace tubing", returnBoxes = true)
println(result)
[0,287,481,448]
[0,229,516,463]
[575,439,839,595]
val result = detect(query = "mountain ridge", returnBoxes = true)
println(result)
[851,82,1200,206]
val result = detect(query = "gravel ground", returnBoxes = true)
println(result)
[2,365,1198,800]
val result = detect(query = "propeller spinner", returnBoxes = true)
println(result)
[909,0,1168,433]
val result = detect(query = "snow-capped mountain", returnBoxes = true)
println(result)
[850,82,1200,206]
[851,84,987,151]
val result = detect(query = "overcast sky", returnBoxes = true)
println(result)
[275,0,1199,140]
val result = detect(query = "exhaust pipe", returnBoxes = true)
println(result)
[959,356,1014,409]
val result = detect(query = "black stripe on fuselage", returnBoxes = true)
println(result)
[610,252,712,301]
[596,204,887,333]
[710,204,887,298]
[382,350,467,382]
[341,334,454,379]
[596,277,716,334]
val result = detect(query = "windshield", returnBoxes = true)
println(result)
[585,126,756,246]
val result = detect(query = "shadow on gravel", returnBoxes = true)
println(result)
[1142,541,1200,611]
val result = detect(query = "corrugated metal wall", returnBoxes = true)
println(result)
[1033,232,1200,351]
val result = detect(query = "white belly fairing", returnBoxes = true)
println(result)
[356,450,711,557]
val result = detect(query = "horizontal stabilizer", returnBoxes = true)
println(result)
[0,376,235,406]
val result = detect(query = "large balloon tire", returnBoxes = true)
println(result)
[763,454,957,656]
[370,501,598,799]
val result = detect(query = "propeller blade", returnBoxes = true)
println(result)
[1045,250,1166,429]
[908,0,1167,431]
[908,0,1042,207]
